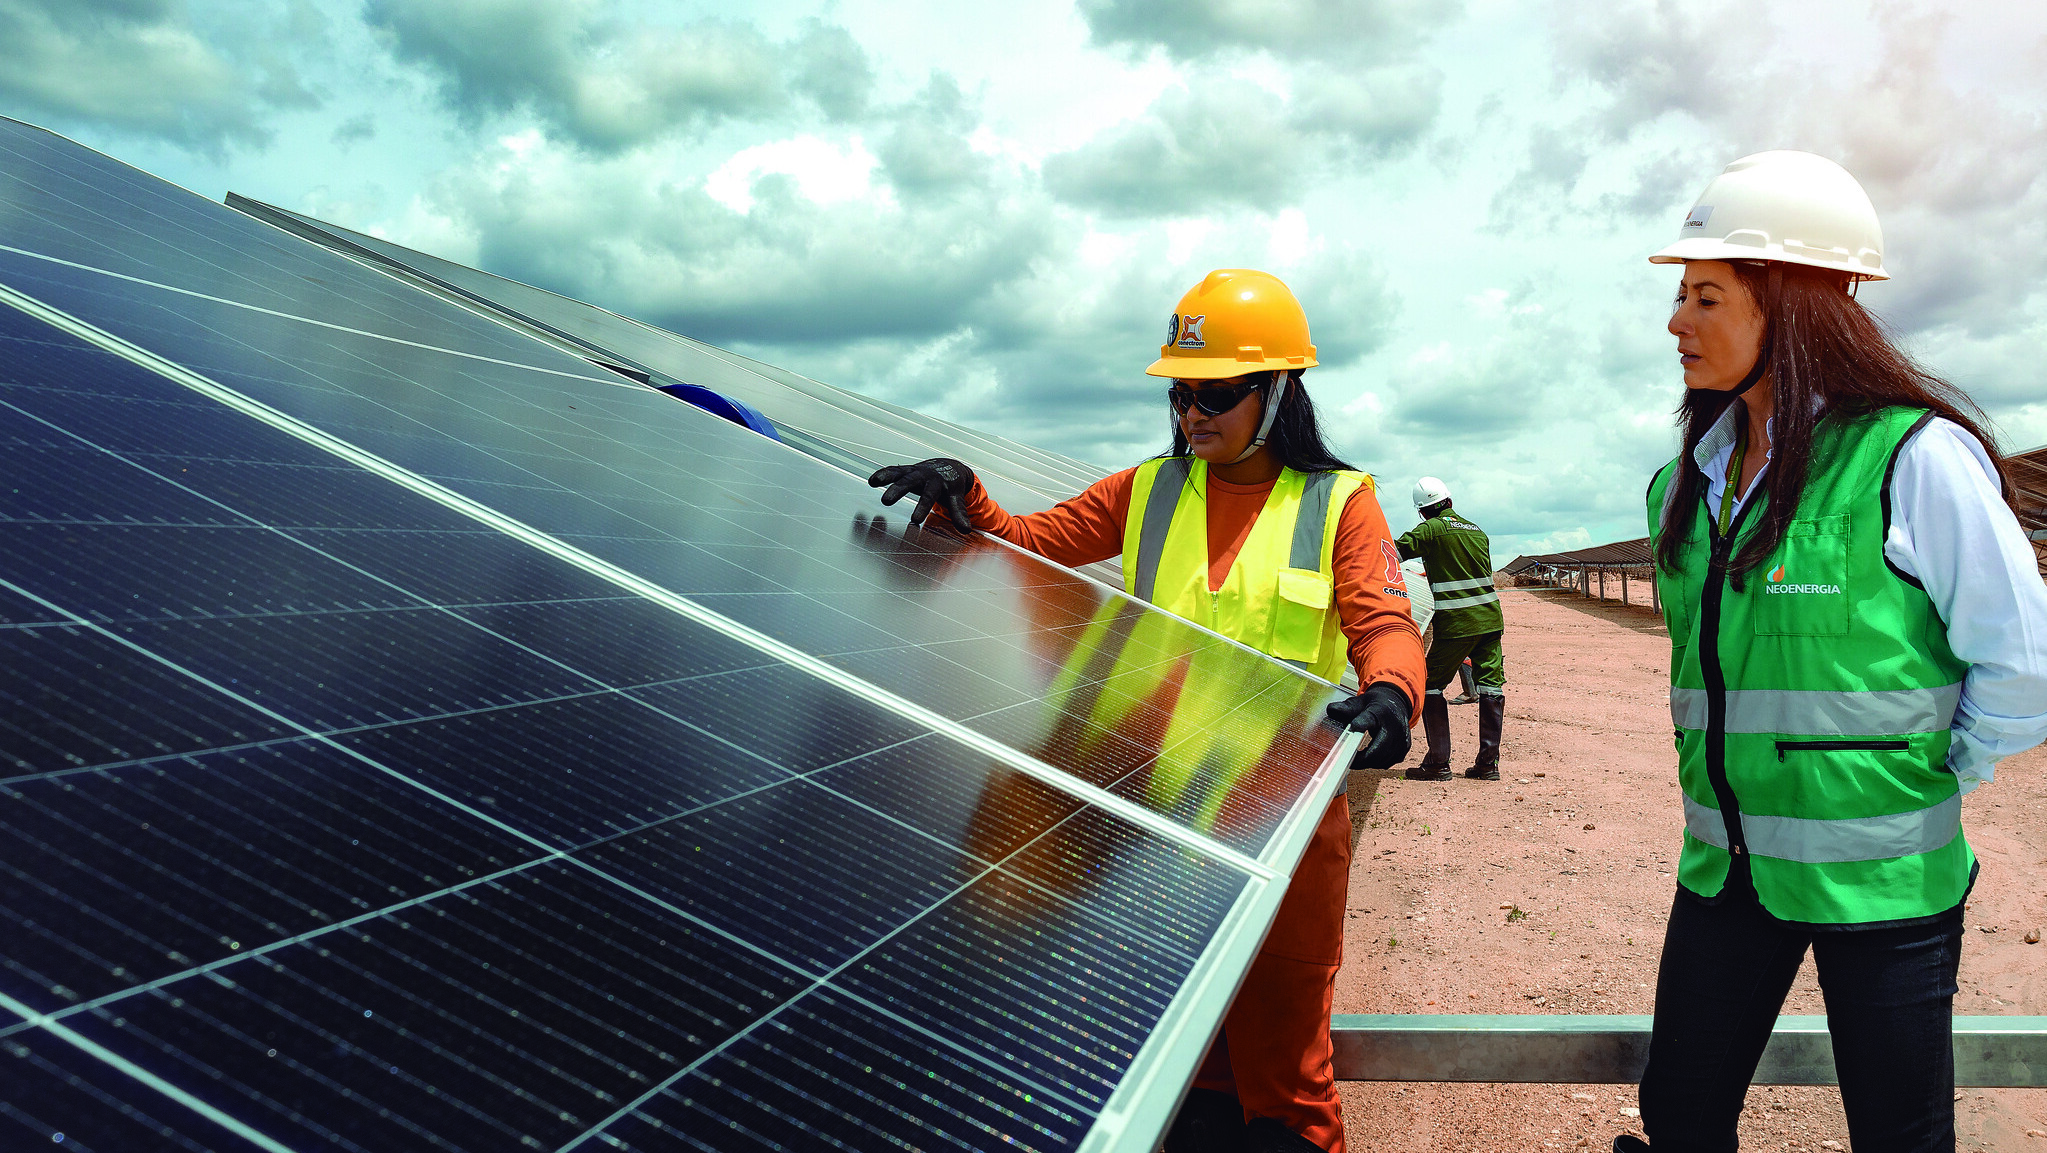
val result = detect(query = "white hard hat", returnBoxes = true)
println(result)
[1649,150,1887,281]
[1413,476,1451,509]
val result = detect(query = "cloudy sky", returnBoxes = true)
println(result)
[5,0,2043,559]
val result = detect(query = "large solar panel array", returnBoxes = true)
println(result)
[0,117,1358,1152]
[224,194,1110,514]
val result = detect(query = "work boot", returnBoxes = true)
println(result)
[1245,1116,1326,1152]
[1162,1088,1247,1153]
[1465,693,1504,780]
[1404,692,1453,781]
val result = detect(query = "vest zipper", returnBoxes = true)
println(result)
[1775,739,1910,761]
[1700,492,1761,859]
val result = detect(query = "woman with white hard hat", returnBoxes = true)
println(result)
[869,269,1426,1153]
[1617,151,2047,1153]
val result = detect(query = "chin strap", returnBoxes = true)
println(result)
[1229,370,1290,464]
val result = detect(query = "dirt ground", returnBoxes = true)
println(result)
[1332,586,2047,1151]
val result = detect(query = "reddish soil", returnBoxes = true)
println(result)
[1332,586,2047,1151]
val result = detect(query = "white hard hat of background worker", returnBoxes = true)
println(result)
[1147,269,1317,464]
[1413,476,1451,511]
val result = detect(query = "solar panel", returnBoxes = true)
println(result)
[224,195,1111,512]
[0,117,1359,1152]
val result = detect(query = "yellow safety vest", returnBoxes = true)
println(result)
[1121,457,1372,684]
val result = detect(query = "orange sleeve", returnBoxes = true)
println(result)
[1333,484,1427,723]
[952,468,1138,570]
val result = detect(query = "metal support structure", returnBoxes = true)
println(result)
[1330,1015,2047,1087]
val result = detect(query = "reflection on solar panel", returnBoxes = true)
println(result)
[0,117,1358,1152]
[224,194,1110,515]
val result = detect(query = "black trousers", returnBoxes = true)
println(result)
[1639,882,1964,1153]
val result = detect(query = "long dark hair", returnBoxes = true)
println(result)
[1655,262,2016,580]
[1163,370,1356,473]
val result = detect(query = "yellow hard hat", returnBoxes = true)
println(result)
[1145,268,1318,379]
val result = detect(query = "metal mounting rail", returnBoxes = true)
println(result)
[1331,1015,2047,1087]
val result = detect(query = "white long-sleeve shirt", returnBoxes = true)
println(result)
[1696,407,2047,791]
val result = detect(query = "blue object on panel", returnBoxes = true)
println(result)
[655,381,782,440]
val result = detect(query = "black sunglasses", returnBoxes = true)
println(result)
[1167,380,1263,417]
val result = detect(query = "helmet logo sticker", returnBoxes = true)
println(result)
[1166,313,1180,346]
[1177,314,1206,348]
[1684,205,1713,229]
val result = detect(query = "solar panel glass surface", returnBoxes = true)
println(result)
[0,120,1358,1152]
[228,196,1111,503]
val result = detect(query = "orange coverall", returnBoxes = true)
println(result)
[958,466,1425,1151]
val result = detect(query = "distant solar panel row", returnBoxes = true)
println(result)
[224,194,1111,515]
[0,118,1355,1152]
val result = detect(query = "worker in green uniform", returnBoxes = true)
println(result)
[1395,476,1505,780]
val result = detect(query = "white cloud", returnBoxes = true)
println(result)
[1267,207,1311,267]
[0,0,319,152]
[704,135,880,214]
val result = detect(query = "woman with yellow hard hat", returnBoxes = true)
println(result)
[1619,152,2047,1153]
[869,269,1426,1153]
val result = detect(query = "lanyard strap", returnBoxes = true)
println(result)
[1716,436,1747,538]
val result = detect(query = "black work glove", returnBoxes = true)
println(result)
[1325,682,1413,772]
[867,457,978,533]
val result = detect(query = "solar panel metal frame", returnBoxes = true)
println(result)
[0,116,1364,1152]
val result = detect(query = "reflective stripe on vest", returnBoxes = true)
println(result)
[1432,588,1500,609]
[1683,793,1962,865]
[1668,682,1963,736]
[1131,456,1191,602]
[1431,574,1500,610]
[1293,470,1338,570]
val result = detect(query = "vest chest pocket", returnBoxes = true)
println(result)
[1752,514,1851,636]
[1273,567,1334,663]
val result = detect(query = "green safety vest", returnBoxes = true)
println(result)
[1648,406,1971,924]
[1396,511,1502,637]
[1123,457,1372,684]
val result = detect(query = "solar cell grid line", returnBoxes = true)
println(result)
[0,290,1351,1153]
[0,265,1345,863]
[2,1025,277,1153]
[0,244,627,390]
